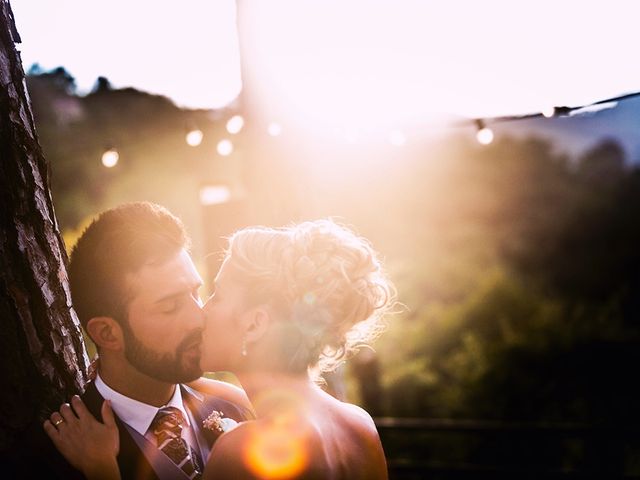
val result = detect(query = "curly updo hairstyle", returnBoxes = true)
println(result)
[224,219,395,378]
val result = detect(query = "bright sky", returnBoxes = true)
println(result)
[13,0,241,109]
[12,0,640,130]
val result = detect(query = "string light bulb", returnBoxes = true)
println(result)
[217,139,234,156]
[186,128,204,147]
[226,115,244,134]
[475,119,494,145]
[542,106,556,118]
[101,147,119,168]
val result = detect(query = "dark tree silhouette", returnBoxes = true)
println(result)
[0,0,89,452]
[91,75,112,93]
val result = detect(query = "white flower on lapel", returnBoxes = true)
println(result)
[203,410,239,434]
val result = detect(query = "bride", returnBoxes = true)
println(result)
[45,219,395,479]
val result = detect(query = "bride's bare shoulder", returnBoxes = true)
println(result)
[339,402,380,435]
[203,421,262,479]
[187,377,253,412]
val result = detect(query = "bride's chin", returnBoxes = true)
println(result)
[199,355,230,373]
[198,355,212,373]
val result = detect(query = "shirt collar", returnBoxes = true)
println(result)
[95,374,191,436]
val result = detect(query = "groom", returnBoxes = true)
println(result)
[30,202,254,479]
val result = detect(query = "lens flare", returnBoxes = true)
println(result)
[243,415,309,479]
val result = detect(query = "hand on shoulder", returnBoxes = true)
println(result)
[43,396,121,480]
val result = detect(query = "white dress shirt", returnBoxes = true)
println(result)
[94,374,199,451]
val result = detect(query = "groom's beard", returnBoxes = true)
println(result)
[122,325,204,383]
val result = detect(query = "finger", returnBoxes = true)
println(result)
[59,403,77,424]
[43,420,66,452]
[101,399,116,428]
[71,395,91,421]
[50,412,65,429]
[43,419,59,439]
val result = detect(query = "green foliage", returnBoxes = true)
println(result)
[372,135,640,425]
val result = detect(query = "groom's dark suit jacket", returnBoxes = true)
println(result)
[14,380,254,479]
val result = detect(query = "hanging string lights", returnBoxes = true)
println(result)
[97,90,639,166]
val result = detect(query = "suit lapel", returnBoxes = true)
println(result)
[181,383,256,454]
[181,384,219,451]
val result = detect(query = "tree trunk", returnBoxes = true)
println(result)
[0,0,89,452]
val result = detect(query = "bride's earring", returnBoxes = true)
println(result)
[241,337,247,357]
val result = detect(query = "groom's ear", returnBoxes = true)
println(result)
[86,317,125,351]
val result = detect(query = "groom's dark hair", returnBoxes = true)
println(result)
[67,202,190,330]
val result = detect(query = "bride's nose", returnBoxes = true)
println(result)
[202,295,215,313]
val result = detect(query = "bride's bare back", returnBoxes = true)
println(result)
[204,388,387,480]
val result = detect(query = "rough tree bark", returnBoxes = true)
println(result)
[0,0,89,452]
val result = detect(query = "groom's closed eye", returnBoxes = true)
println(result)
[159,298,180,314]
[155,283,203,314]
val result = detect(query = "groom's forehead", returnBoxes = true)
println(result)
[126,249,203,301]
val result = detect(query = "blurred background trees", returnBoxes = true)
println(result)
[27,64,640,475]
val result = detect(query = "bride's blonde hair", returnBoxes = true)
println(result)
[224,219,394,378]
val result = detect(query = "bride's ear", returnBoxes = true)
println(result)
[86,317,124,351]
[242,307,271,345]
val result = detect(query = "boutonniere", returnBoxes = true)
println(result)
[203,410,239,434]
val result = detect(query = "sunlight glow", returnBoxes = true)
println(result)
[267,123,282,137]
[186,129,204,147]
[237,0,640,134]
[217,139,234,156]
[226,115,245,134]
[15,0,640,119]
[101,148,119,167]
[389,130,407,147]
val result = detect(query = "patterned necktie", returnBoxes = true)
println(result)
[151,406,202,480]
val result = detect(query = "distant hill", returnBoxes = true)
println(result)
[493,94,640,164]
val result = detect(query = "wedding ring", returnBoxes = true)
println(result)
[53,418,64,426]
